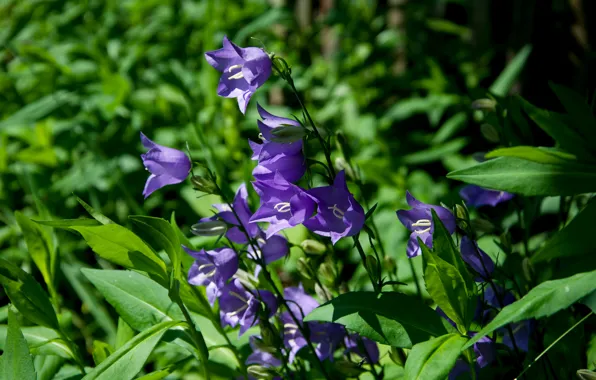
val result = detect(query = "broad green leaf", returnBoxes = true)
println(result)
[71,225,167,284]
[532,200,596,263]
[92,341,113,366]
[129,216,182,283]
[115,318,135,350]
[81,269,183,332]
[0,259,59,330]
[430,210,472,284]
[15,212,56,289]
[304,291,446,347]
[550,83,596,144]
[490,45,532,97]
[465,269,596,349]
[403,333,467,380]
[447,156,596,196]
[519,97,594,160]
[485,146,577,165]
[61,263,117,343]
[1,309,36,380]
[81,320,181,380]
[0,325,73,359]
[75,196,114,225]
[583,291,596,313]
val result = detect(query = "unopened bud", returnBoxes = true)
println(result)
[471,218,495,234]
[269,124,306,143]
[190,220,227,236]
[522,257,534,282]
[499,232,512,253]
[247,365,277,380]
[384,256,397,274]
[300,239,327,255]
[250,336,277,354]
[318,261,337,287]
[334,157,356,179]
[471,98,496,112]
[333,360,366,377]
[190,175,217,194]
[577,369,596,380]
[259,319,281,348]
[314,282,332,301]
[389,347,406,367]
[297,257,313,280]
[480,123,500,143]
[365,255,378,282]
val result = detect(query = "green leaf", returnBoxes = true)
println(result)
[75,196,114,225]
[0,91,76,131]
[304,291,446,347]
[464,269,596,349]
[129,216,182,283]
[115,318,135,350]
[1,309,36,380]
[0,259,59,330]
[490,45,532,97]
[81,320,181,380]
[71,225,167,284]
[519,97,594,160]
[550,83,596,144]
[0,325,73,359]
[429,210,471,281]
[35,218,101,228]
[135,358,192,380]
[485,146,577,165]
[403,333,467,380]
[532,200,596,263]
[431,112,467,145]
[35,355,65,380]
[81,269,183,332]
[92,341,113,366]
[402,138,467,165]
[447,156,596,196]
[15,212,56,289]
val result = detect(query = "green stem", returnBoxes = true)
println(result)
[175,298,211,380]
[515,312,593,380]
[58,329,86,373]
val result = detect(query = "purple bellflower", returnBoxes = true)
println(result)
[140,132,191,198]
[205,184,260,244]
[205,36,272,114]
[344,334,380,364]
[220,279,278,335]
[484,286,532,352]
[460,185,514,208]
[250,173,317,238]
[460,236,495,281]
[183,246,238,305]
[249,105,306,183]
[246,335,282,368]
[303,171,365,245]
[248,235,289,278]
[396,191,456,258]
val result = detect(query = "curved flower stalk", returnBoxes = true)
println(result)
[140,132,191,198]
[205,36,272,114]
[396,191,456,258]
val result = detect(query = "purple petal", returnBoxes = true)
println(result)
[460,236,495,280]
[260,235,289,264]
[284,285,319,318]
[204,36,243,72]
[143,174,185,198]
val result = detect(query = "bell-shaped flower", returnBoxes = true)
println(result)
[396,191,456,258]
[205,184,260,244]
[344,334,380,364]
[249,105,306,183]
[219,279,278,335]
[303,171,365,245]
[460,236,495,281]
[460,185,514,207]
[204,36,271,114]
[250,173,317,238]
[140,132,191,198]
[247,235,289,270]
[246,335,282,368]
[183,246,238,305]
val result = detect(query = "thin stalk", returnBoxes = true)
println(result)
[515,312,593,380]
[175,298,211,380]
[353,235,380,292]
[58,329,86,373]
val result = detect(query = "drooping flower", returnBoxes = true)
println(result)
[460,185,514,208]
[205,184,260,244]
[303,171,365,244]
[396,191,456,258]
[183,246,238,305]
[219,279,278,335]
[460,236,495,281]
[344,334,380,364]
[246,335,282,369]
[250,173,317,238]
[249,105,306,183]
[204,36,272,114]
[140,132,191,198]
[247,235,290,272]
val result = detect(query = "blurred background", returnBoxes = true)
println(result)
[1,0,595,352]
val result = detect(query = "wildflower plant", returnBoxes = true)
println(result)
[4,30,596,380]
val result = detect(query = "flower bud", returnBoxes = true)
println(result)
[315,282,332,301]
[334,157,356,180]
[247,365,278,380]
[470,218,495,234]
[318,260,337,287]
[576,369,596,380]
[300,239,327,255]
[499,232,512,253]
[384,256,397,274]
[333,360,366,377]
[296,257,313,280]
[471,98,496,112]
[190,220,227,236]
[249,336,277,354]
[269,124,307,143]
[389,347,406,367]
[480,123,500,143]
[190,175,217,194]
[455,204,470,232]
[259,318,281,349]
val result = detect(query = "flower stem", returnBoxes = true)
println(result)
[174,297,211,380]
